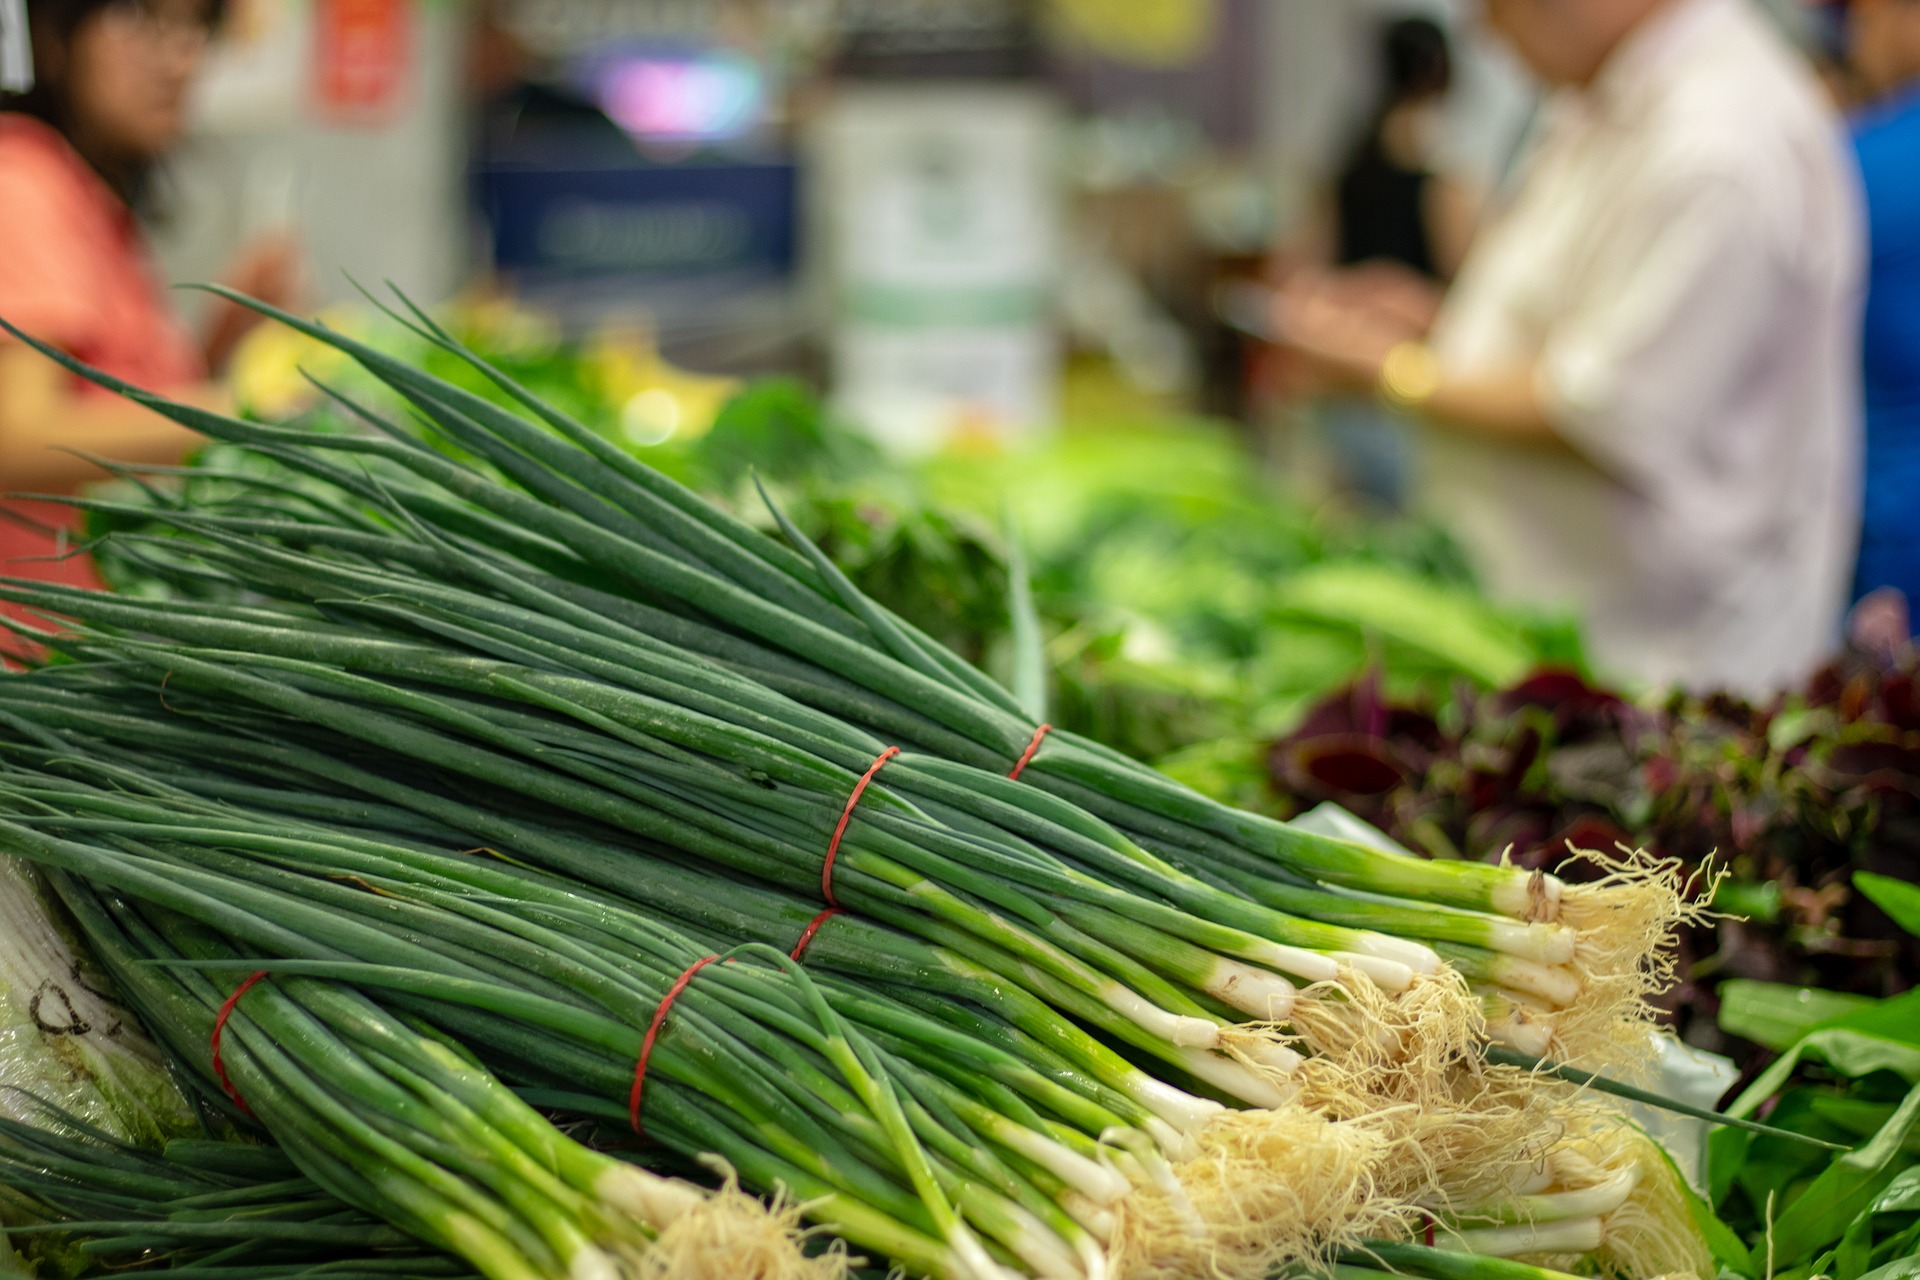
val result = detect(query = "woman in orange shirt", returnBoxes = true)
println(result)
[0,0,298,596]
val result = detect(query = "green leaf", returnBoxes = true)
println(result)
[1808,1094,1900,1140]
[1730,990,1920,1117]
[1681,1158,1756,1276]
[1831,989,1920,1053]
[1771,1081,1920,1265]
[1719,980,1877,1052]
[1872,1221,1920,1269]
[1856,871,1920,940]
[1871,1165,1920,1214]
[1714,878,1783,924]
[1708,1124,1750,1206]
[1836,1214,1875,1280]
[1857,1256,1920,1280]
[1483,1046,1845,1148]
[1265,563,1534,686]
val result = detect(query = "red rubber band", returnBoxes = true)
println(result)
[789,907,842,961]
[822,746,899,907]
[211,970,269,1116]
[1008,723,1052,781]
[629,955,719,1136]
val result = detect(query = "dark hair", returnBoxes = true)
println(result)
[3,0,227,204]
[1380,16,1452,105]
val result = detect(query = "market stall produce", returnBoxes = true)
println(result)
[0,293,1767,1280]
[1262,658,1920,1045]
[693,390,1584,777]
[220,309,1582,778]
[1263,661,1920,1279]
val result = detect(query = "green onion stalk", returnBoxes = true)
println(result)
[39,464,1584,1064]
[0,715,1243,1146]
[1320,1245,1595,1280]
[0,542,1623,1245]
[1320,1104,1714,1277]
[0,538,1443,1000]
[0,1106,473,1280]
[242,296,1666,943]
[14,731,1225,1140]
[0,528,1488,1101]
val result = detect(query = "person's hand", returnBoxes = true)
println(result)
[204,232,307,373]
[1338,261,1445,335]
[1848,587,1913,663]
[1271,267,1426,392]
[222,231,307,310]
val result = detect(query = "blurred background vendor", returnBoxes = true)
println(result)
[1836,0,1920,636]
[1273,16,1481,509]
[1274,0,1864,695]
[0,0,299,594]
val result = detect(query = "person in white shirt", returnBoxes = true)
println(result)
[1275,0,1864,694]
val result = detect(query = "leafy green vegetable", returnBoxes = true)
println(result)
[1264,656,1920,1053]
[911,422,1582,761]
[1732,990,1920,1114]
[1770,1082,1920,1266]
[1710,980,1920,1279]
[1857,1257,1920,1280]
[1856,871,1920,940]
[0,859,194,1146]
[1266,564,1536,687]
[1718,980,1878,1053]
[1874,1165,1920,1213]
[218,329,1588,770]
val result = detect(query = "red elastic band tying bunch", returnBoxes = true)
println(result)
[821,746,899,907]
[1009,723,1052,781]
[211,970,270,1116]
[629,955,719,1135]
[789,907,842,961]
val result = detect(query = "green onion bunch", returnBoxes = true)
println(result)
[0,756,1279,1280]
[41,873,855,1280]
[64,292,1677,1071]
[0,295,1714,1276]
[0,603,1300,1109]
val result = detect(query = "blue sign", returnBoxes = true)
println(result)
[476,161,797,285]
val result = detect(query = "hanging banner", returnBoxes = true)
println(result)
[817,85,1061,453]
[313,0,412,125]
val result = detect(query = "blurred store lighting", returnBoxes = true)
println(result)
[620,387,683,446]
[579,46,765,145]
[586,322,738,444]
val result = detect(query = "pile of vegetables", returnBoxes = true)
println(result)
[1262,657,1920,1046]
[1705,923,1920,1280]
[1262,661,1920,1279]
[235,309,1582,772]
[0,292,1760,1280]
[785,410,1586,771]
